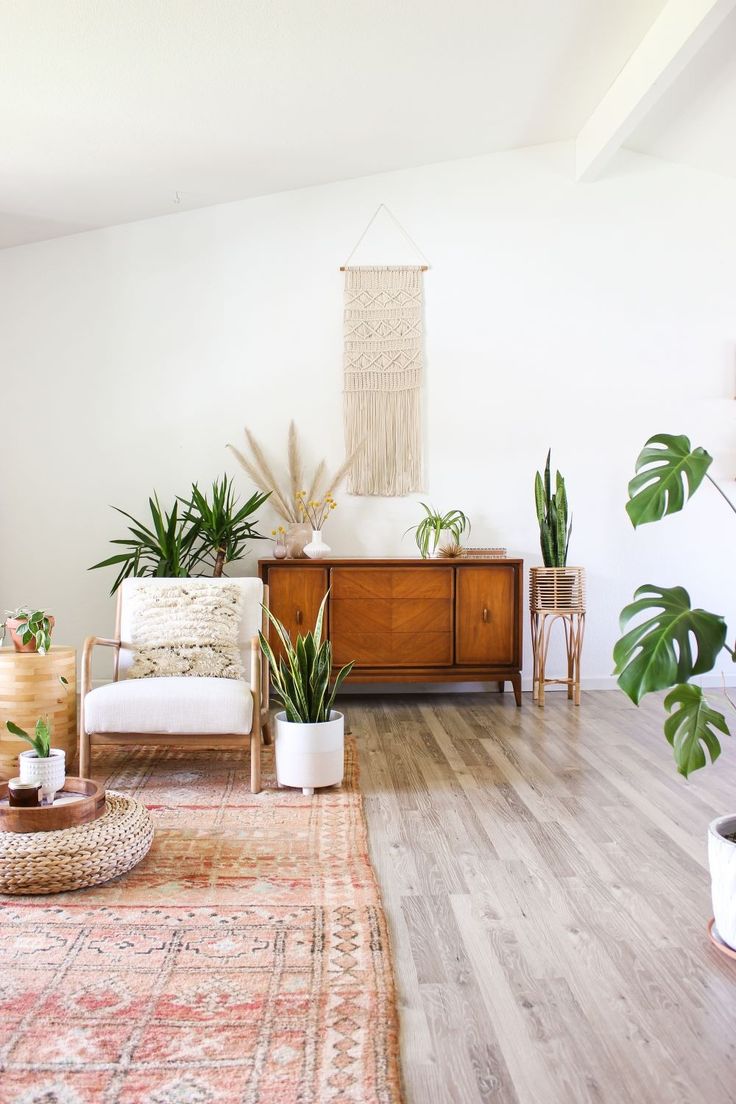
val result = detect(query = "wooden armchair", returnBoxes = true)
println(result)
[79,579,270,792]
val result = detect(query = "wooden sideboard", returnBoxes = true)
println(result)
[258,558,523,703]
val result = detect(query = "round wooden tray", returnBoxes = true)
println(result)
[0,777,105,834]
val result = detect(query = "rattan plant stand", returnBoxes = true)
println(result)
[0,792,154,895]
[530,566,586,708]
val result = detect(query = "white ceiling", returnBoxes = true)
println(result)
[2,1,732,251]
[628,7,736,181]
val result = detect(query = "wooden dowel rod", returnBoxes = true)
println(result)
[339,265,429,271]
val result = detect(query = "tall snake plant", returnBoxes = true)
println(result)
[534,449,572,567]
[259,593,354,724]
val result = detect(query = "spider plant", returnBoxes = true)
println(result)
[182,476,270,577]
[407,504,470,558]
[6,717,52,758]
[90,494,202,595]
[258,593,354,724]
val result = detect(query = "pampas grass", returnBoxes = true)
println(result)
[228,423,362,523]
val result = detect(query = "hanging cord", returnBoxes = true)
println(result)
[341,203,431,270]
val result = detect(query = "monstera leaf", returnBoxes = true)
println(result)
[663,684,729,777]
[614,585,727,704]
[626,434,712,528]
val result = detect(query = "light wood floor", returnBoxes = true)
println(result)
[351,689,736,1104]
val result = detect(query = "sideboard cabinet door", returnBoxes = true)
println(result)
[456,566,516,665]
[267,567,328,660]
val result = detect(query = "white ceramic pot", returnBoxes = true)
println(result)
[19,748,66,801]
[709,814,736,949]
[274,711,344,795]
[303,530,331,559]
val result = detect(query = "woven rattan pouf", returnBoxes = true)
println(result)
[0,792,154,895]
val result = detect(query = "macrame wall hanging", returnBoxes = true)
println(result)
[341,205,429,497]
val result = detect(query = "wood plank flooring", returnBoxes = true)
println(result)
[351,690,736,1104]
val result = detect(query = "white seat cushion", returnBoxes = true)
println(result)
[84,677,253,735]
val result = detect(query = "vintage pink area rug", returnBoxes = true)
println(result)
[0,738,404,1104]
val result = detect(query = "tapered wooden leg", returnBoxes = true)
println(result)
[497,681,505,693]
[511,674,522,706]
[79,729,90,780]
[262,718,273,746]
[250,693,262,793]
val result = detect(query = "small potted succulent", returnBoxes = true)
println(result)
[407,504,470,558]
[2,608,55,653]
[259,593,354,795]
[6,716,66,803]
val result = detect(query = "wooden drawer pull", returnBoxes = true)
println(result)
[295,609,302,625]
[482,608,490,623]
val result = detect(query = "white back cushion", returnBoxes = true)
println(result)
[118,576,263,679]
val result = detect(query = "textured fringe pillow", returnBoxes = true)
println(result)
[127,582,245,680]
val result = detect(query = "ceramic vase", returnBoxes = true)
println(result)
[709,814,736,949]
[304,530,331,559]
[274,711,344,795]
[285,523,311,559]
[19,748,66,803]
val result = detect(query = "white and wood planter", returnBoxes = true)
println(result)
[709,814,736,950]
[19,748,66,802]
[274,711,344,796]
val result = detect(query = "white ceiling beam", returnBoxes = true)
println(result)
[576,0,736,181]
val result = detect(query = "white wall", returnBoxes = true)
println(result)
[1,141,735,688]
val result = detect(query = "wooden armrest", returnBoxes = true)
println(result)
[81,635,121,699]
[249,635,262,708]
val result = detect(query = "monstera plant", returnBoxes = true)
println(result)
[614,434,732,777]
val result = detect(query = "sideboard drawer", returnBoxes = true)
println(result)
[331,567,452,600]
[332,631,452,667]
[331,598,452,635]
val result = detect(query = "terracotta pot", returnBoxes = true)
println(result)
[5,616,55,653]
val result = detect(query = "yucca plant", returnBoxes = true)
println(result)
[91,476,269,594]
[258,593,353,724]
[408,504,470,558]
[90,494,202,595]
[183,476,270,578]
[6,717,52,758]
[534,449,572,567]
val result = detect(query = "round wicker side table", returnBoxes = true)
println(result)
[0,792,154,895]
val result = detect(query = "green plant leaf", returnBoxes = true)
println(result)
[613,584,727,705]
[663,683,729,777]
[626,434,712,528]
[6,721,29,740]
[34,717,51,757]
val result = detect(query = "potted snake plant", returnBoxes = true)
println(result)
[613,434,736,951]
[6,717,66,802]
[259,593,354,795]
[531,450,583,610]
